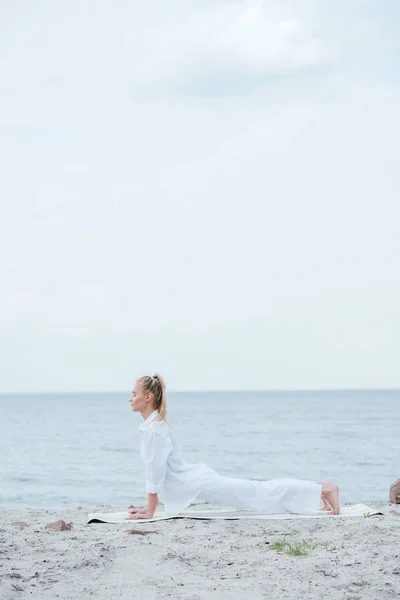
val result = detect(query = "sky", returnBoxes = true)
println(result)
[0,0,399,392]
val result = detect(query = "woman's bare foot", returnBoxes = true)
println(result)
[321,495,334,512]
[318,482,340,515]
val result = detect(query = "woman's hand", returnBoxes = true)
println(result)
[127,506,148,515]
[125,510,155,520]
[125,494,158,520]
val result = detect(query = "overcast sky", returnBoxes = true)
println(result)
[1,1,399,393]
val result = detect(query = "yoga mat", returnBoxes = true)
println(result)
[87,503,382,524]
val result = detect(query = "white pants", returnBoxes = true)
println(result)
[198,476,322,515]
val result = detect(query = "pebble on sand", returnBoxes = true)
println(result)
[45,520,73,531]
[389,479,400,504]
[11,521,29,529]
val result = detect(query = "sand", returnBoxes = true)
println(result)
[1,502,399,600]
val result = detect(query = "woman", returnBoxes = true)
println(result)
[126,373,340,521]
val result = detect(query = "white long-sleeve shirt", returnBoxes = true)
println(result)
[139,410,219,515]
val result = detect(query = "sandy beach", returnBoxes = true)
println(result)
[1,502,399,600]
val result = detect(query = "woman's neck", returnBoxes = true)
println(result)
[141,405,157,420]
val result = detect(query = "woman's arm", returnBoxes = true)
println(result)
[147,493,159,515]
[144,430,172,496]
[125,429,172,520]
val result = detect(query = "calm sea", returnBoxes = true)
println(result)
[1,390,399,508]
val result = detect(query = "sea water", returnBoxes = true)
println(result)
[1,389,398,508]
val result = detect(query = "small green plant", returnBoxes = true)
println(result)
[319,541,331,550]
[285,543,309,557]
[269,540,288,552]
[363,512,371,518]
[268,538,337,556]
[300,540,316,551]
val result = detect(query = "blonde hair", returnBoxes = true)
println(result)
[138,373,167,422]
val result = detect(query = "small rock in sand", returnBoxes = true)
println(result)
[45,520,73,531]
[11,521,29,529]
[390,479,400,504]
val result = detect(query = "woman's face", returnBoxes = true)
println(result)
[129,380,149,413]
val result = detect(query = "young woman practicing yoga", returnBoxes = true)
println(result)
[125,373,340,520]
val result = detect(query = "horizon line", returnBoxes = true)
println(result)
[0,386,399,395]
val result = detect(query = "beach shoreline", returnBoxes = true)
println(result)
[1,502,399,599]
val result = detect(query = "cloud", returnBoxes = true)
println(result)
[129,2,337,95]
[0,1,338,102]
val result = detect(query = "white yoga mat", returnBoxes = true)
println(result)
[87,503,382,524]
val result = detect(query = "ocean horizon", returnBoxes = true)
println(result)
[2,386,399,394]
